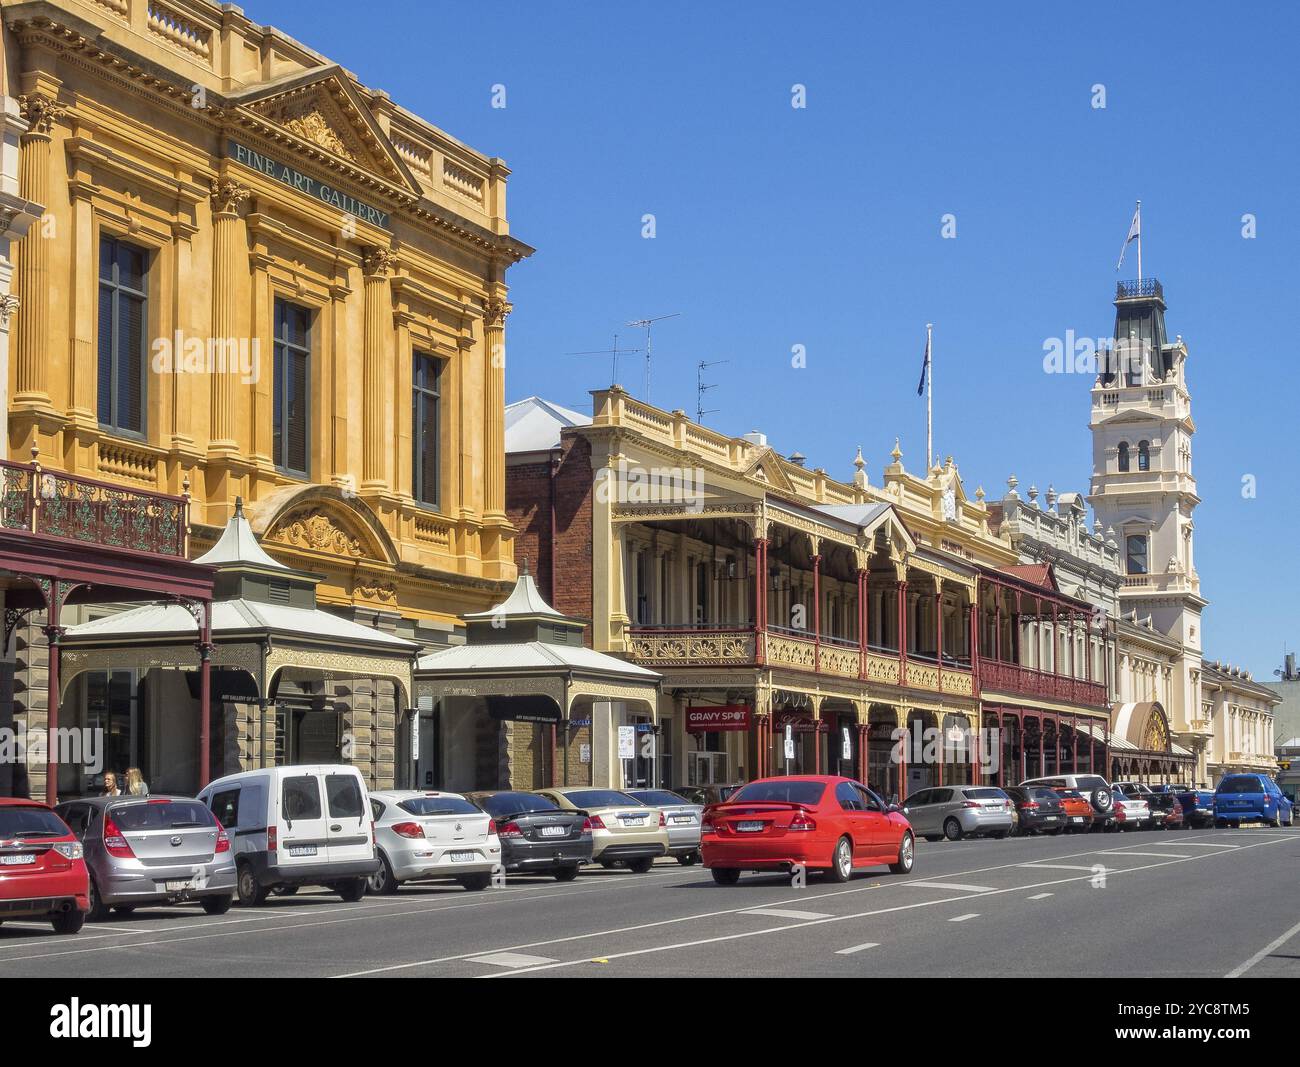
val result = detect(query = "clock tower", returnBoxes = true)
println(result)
[1087,278,1209,757]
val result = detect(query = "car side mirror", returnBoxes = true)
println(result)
[891,804,903,814]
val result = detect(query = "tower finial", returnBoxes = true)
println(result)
[234,496,244,518]
[520,555,530,577]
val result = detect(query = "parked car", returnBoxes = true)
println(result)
[1144,792,1184,830]
[56,796,236,920]
[466,791,592,880]
[1052,788,1097,832]
[1173,788,1216,828]
[900,785,1012,841]
[1112,781,1155,796]
[1020,774,1115,829]
[532,787,669,872]
[366,790,501,893]
[1109,791,1151,831]
[1214,773,1294,828]
[627,788,703,864]
[702,776,913,885]
[677,784,743,808]
[1005,785,1066,834]
[199,765,379,905]
[0,798,89,935]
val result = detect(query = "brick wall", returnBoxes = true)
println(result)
[506,434,595,640]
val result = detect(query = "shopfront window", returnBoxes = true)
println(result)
[85,669,141,788]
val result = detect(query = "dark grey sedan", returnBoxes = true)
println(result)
[465,791,593,881]
[55,796,236,920]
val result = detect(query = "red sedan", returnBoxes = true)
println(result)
[702,776,914,885]
[0,798,90,935]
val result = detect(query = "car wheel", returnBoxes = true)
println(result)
[628,857,655,874]
[86,878,111,923]
[711,867,741,886]
[553,865,580,882]
[201,895,233,916]
[367,854,398,895]
[113,905,136,915]
[943,818,962,842]
[272,886,299,896]
[458,872,493,891]
[923,834,943,843]
[827,835,853,883]
[51,908,85,936]
[889,832,915,874]
[236,864,268,907]
[676,851,700,866]
[1091,788,1113,813]
[337,877,367,902]
[1272,809,1283,828]
[992,830,1009,840]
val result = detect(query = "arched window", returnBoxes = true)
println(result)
[1137,440,1150,471]
[1117,441,1130,472]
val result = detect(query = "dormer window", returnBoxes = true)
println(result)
[1117,442,1130,472]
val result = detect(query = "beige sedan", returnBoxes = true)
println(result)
[532,787,669,873]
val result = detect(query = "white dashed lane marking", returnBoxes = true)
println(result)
[467,952,558,968]
[1027,892,1053,900]
[948,913,979,923]
[906,881,995,893]
[835,941,880,955]
[742,908,832,921]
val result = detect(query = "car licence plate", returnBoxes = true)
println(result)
[288,845,317,857]
[1071,817,1085,824]
[164,879,194,892]
[672,815,693,824]
[449,851,476,863]
[0,853,35,865]
[736,821,764,832]
[539,825,566,837]
[620,816,647,826]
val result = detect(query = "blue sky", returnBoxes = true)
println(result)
[256,0,1299,678]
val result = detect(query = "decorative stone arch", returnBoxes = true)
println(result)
[249,483,402,568]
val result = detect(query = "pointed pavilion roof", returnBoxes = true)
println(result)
[193,498,289,571]
[463,558,567,622]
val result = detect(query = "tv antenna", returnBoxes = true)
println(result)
[696,359,728,424]
[565,333,641,387]
[625,313,680,403]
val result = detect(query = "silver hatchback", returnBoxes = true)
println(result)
[901,785,1014,841]
[56,796,237,920]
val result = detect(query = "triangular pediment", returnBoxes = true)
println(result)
[743,448,796,494]
[231,66,418,193]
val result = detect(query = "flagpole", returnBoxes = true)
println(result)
[926,322,933,470]
[1135,200,1142,283]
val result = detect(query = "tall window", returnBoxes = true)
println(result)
[273,300,312,477]
[97,237,148,436]
[1117,441,1130,472]
[1137,440,1151,471]
[411,352,441,507]
[1126,534,1148,575]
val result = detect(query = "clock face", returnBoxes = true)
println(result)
[942,488,957,521]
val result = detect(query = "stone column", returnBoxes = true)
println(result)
[482,296,509,518]
[12,92,63,410]
[208,179,249,453]
[361,247,397,489]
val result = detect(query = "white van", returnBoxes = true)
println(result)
[198,765,380,906]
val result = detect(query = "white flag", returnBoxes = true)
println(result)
[1116,203,1141,270]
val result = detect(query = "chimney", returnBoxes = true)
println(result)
[742,430,767,448]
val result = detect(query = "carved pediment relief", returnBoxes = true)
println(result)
[267,507,367,559]
[232,66,418,192]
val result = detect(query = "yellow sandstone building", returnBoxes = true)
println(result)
[2,0,530,794]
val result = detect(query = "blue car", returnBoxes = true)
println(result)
[1173,788,1217,828]
[1214,774,1293,828]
